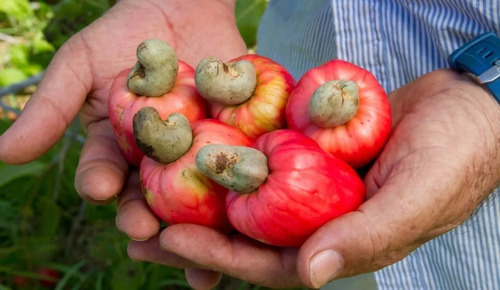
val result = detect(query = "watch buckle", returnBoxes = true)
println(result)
[476,60,500,84]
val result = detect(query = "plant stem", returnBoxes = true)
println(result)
[0,72,45,97]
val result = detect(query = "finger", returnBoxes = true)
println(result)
[184,268,223,290]
[296,171,453,289]
[296,212,375,288]
[295,202,400,288]
[0,39,91,164]
[75,119,129,205]
[116,171,161,240]
[363,155,389,198]
[127,234,200,269]
[158,224,301,288]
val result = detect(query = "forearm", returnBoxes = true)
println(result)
[458,73,500,199]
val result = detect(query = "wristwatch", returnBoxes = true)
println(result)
[448,32,500,104]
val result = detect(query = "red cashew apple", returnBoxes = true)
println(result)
[286,59,391,168]
[195,54,296,140]
[196,129,366,247]
[12,275,31,287]
[134,107,252,231]
[37,267,61,288]
[108,39,207,166]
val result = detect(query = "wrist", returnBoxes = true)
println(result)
[448,32,500,105]
[458,72,500,122]
[454,70,500,190]
[460,71,500,105]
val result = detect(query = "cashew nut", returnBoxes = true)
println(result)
[195,57,257,105]
[127,39,179,97]
[133,107,192,164]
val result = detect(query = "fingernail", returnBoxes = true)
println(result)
[130,236,149,242]
[309,250,344,288]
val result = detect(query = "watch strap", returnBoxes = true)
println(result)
[448,32,500,103]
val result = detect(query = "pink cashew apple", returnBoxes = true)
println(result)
[286,59,391,168]
[108,39,207,166]
[134,107,252,231]
[196,129,366,246]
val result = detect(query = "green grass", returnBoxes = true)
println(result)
[0,1,279,289]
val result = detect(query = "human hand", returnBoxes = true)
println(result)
[0,0,246,205]
[119,69,500,289]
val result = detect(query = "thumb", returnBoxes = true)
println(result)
[0,40,91,164]
[296,192,423,289]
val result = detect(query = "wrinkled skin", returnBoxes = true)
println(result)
[0,0,246,204]
[1,0,499,289]
[0,1,245,287]
[120,70,500,288]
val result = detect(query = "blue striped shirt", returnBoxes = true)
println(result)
[257,1,500,289]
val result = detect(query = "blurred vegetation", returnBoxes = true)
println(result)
[0,0,272,289]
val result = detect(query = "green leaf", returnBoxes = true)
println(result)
[55,261,86,290]
[0,119,13,133]
[8,43,30,67]
[0,162,46,187]
[0,200,18,229]
[38,199,61,237]
[32,37,55,53]
[111,261,146,290]
[53,1,83,19]
[0,67,27,86]
[25,236,58,261]
[33,2,54,23]
[20,63,44,76]
[7,37,52,76]
[0,0,33,21]
[236,0,267,48]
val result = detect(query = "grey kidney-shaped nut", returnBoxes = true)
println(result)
[308,80,359,127]
[127,39,179,97]
[133,107,193,164]
[195,144,268,193]
[195,57,257,105]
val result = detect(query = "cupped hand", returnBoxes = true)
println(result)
[0,0,246,204]
[119,69,500,289]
